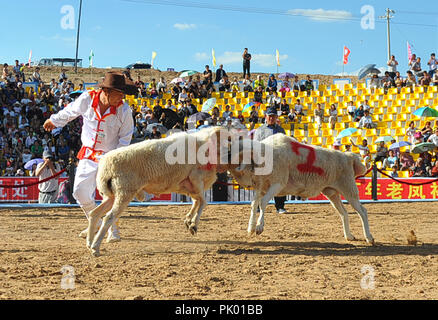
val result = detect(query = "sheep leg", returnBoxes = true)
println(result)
[189,193,206,235]
[345,196,375,245]
[255,183,283,235]
[87,197,114,249]
[248,197,260,234]
[322,188,356,241]
[184,200,200,230]
[90,196,132,257]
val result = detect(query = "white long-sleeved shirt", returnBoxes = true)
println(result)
[49,90,133,162]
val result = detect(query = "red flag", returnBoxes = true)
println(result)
[407,41,412,62]
[343,46,351,65]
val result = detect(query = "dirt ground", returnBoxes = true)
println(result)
[0,202,437,300]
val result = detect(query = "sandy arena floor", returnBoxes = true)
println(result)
[0,202,437,300]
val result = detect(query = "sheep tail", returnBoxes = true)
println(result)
[96,160,114,198]
[351,153,367,177]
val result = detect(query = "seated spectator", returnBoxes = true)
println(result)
[382,150,399,170]
[157,77,167,94]
[382,71,395,91]
[222,104,233,119]
[420,121,433,142]
[293,99,305,117]
[304,75,313,94]
[370,74,380,89]
[150,126,161,139]
[429,160,438,177]
[358,110,376,129]
[346,101,356,118]
[31,67,42,83]
[328,104,337,130]
[249,105,259,130]
[390,166,399,178]
[280,99,290,116]
[411,157,428,177]
[399,151,414,170]
[164,99,177,111]
[267,91,281,109]
[406,121,418,146]
[433,71,438,86]
[148,78,158,98]
[219,75,231,92]
[266,74,277,92]
[237,110,245,123]
[354,105,365,122]
[394,71,404,91]
[404,70,417,87]
[178,88,189,104]
[313,103,324,130]
[254,75,265,90]
[231,77,240,92]
[427,127,438,147]
[211,106,220,119]
[363,100,371,112]
[419,71,432,86]
[410,56,423,77]
[254,86,264,103]
[171,83,182,101]
[242,74,253,92]
[374,141,388,163]
[292,75,301,91]
[279,76,291,96]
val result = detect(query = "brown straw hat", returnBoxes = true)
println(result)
[98,71,137,95]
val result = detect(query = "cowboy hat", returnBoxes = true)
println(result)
[98,72,137,95]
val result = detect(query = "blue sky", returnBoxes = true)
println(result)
[1,0,437,75]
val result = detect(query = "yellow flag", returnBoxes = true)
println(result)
[151,51,157,67]
[212,48,216,67]
[276,49,280,67]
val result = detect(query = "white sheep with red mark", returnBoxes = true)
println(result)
[228,133,374,244]
[86,127,226,257]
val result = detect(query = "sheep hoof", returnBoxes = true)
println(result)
[91,249,101,257]
[184,220,191,229]
[189,225,197,235]
[367,238,375,246]
[255,226,264,235]
[346,235,356,241]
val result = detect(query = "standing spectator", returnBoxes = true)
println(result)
[215,64,227,82]
[387,55,398,78]
[35,151,60,204]
[427,53,437,77]
[267,91,281,109]
[254,107,287,214]
[32,67,42,83]
[328,104,338,130]
[292,75,301,91]
[410,57,423,77]
[202,65,213,90]
[59,69,68,83]
[242,48,251,78]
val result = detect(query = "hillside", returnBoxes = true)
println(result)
[18,65,360,88]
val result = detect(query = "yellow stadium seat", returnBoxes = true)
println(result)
[326,136,335,145]
[322,129,334,137]
[395,127,406,136]
[293,129,305,137]
[308,129,319,137]
[379,128,391,136]
[335,122,345,130]
[365,129,377,137]
[382,114,393,122]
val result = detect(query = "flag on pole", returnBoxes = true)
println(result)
[151,51,157,68]
[212,48,216,68]
[276,49,280,67]
[407,41,412,62]
[343,46,351,65]
[89,49,94,67]
[28,50,32,67]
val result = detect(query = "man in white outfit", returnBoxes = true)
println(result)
[43,72,136,243]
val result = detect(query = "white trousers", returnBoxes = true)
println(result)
[73,159,118,235]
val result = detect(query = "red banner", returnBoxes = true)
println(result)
[0,177,171,202]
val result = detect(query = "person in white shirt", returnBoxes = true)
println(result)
[428,53,438,77]
[427,128,438,147]
[347,101,356,117]
[157,77,167,94]
[387,55,398,78]
[294,99,304,116]
[43,72,135,242]
[350,138,371,165]
[358,110,375,129]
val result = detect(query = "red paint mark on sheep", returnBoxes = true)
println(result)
[200,162,216,171]
[290,141,325,176]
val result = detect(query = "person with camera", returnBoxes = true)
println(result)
[35,150,60,204]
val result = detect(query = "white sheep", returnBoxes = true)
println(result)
[86,127,227,256]
[228,133,374,244]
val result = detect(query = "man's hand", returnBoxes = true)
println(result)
[43,119,56,132]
